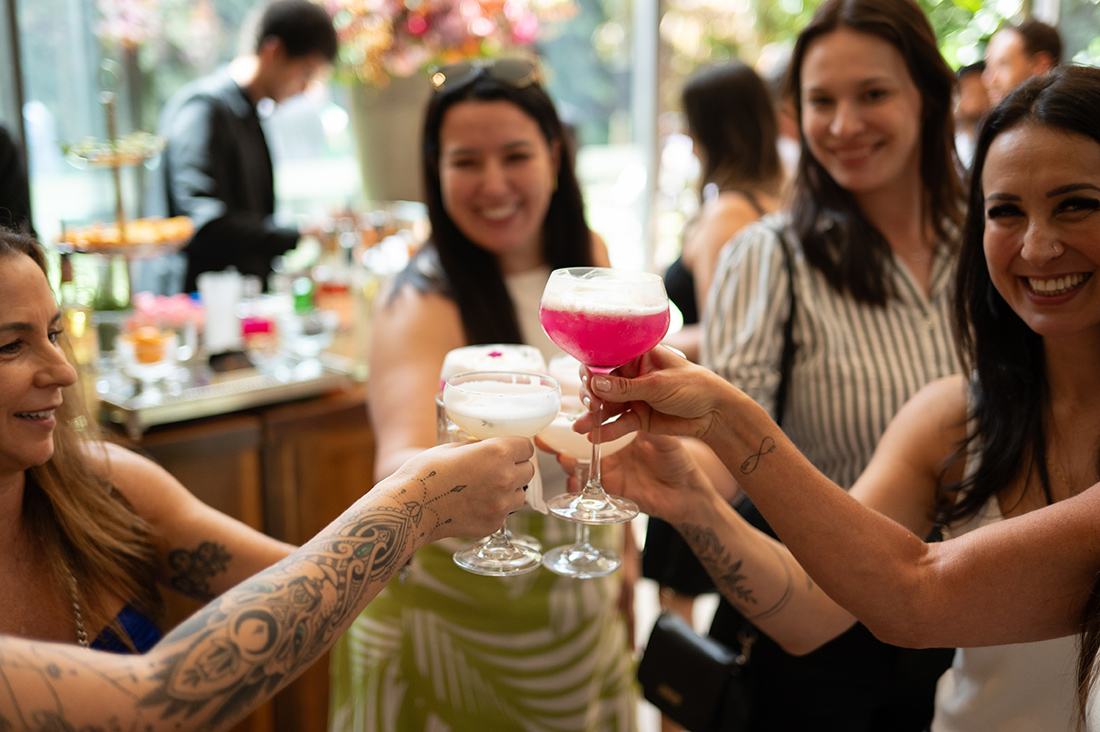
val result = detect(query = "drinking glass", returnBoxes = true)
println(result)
[539,267,669,524]
[539,406,635,577]
[444,371,561,576]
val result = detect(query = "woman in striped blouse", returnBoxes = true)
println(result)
[691,0,965,729]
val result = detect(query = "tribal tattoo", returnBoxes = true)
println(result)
[169,541,233,601]
[0,476,448,731]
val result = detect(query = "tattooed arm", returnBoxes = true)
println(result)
[0,439,533,732]
[580,347,1100,649]
[87,442,296,603]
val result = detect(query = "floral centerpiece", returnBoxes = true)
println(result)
[320,0,576,87]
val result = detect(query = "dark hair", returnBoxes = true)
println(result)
[1013,19,1063,66]
[784,0,964,306]
[400,69,594,345]
[942,64,1100,720]
[681,62,783,198]
[0,229,162,650]
[254,0,338,62]
[957,60,986,78]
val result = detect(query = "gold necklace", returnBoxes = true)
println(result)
[66,565,89,648]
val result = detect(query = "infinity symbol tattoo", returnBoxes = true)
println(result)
[740,436,776,474]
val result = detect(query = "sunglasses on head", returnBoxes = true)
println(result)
[429,58,541,92]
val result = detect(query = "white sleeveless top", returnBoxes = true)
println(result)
[933,464,1079,731]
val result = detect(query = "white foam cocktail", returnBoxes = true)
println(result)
[444,371,561,576]
[444,378,562,439]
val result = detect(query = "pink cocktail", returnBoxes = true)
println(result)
[539,267,669,524]
[539,306,670,374]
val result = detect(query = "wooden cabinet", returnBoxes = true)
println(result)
[132,386,375,732]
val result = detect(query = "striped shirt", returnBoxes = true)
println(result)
[702,214,961,489]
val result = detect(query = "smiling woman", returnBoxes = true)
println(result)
[329,63,638,732]
[0,229,300,658]
[980,123,1100,333]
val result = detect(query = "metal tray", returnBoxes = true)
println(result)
[98,352,357,438]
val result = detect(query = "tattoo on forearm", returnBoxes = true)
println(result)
[0,470,455,731]
[679,523,795,621]
[169,541,233,601]
[740,436,776,474]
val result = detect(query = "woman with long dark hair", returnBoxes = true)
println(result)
[580,63,1100,732]
[329,62,637,731]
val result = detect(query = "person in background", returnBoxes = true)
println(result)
[647,63,783,704]
[0,438,532,732]
[328,60,638,731]
[983,18,1062,106]
[693,0,965,729]
[574,62,1100,732]
[150,0,337,294]
[0,124,34,233]
[661,62,784,363]
[953,61,990,171]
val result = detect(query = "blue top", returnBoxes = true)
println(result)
[90,605,162,653]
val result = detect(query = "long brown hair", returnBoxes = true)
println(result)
[784,0,964,306]
[681,62,784,200]
[1,230,161,648]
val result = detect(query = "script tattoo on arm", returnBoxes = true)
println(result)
[678,523,795,621]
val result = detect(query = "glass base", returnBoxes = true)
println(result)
[506,531,541,553]
[453,538,542,576]
[546,490,639,524]
[542,543,620,578]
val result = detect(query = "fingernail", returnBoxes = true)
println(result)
[593,376,611,392]
[581,395,590,408]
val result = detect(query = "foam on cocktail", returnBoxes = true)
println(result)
[443,379,561,439]
[538,409,636,461]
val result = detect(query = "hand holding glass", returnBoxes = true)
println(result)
[539,267,669,524]
[443,371,561,576]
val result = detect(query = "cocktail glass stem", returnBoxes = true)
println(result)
[542,463,621,578]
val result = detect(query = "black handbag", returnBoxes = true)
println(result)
[638,611,756,732]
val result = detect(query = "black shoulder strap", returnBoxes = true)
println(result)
[772,226,797,425]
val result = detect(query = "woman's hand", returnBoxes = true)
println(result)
[556,433,719,526]
[382,438,534,542]
[575,346,736,445]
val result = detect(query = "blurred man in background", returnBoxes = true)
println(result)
[983,19,1062,105]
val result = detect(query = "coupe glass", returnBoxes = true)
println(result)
[539,267,669,524]
[444,371,561,576]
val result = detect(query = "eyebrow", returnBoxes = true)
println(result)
[444,140,536,156]
[0,311,62,335]
[1047,183,1100,197]
[986,183,1100,202]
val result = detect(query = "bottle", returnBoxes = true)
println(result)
[58,254,99,407]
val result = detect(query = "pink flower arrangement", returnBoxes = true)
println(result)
[95,0,161,50]
[320,0,574,86]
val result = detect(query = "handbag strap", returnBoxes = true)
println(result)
[772,225,797,425]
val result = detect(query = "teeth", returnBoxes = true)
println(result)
[16,410,53,419]
[1028,273,1088,295]
[480,205,518,221]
